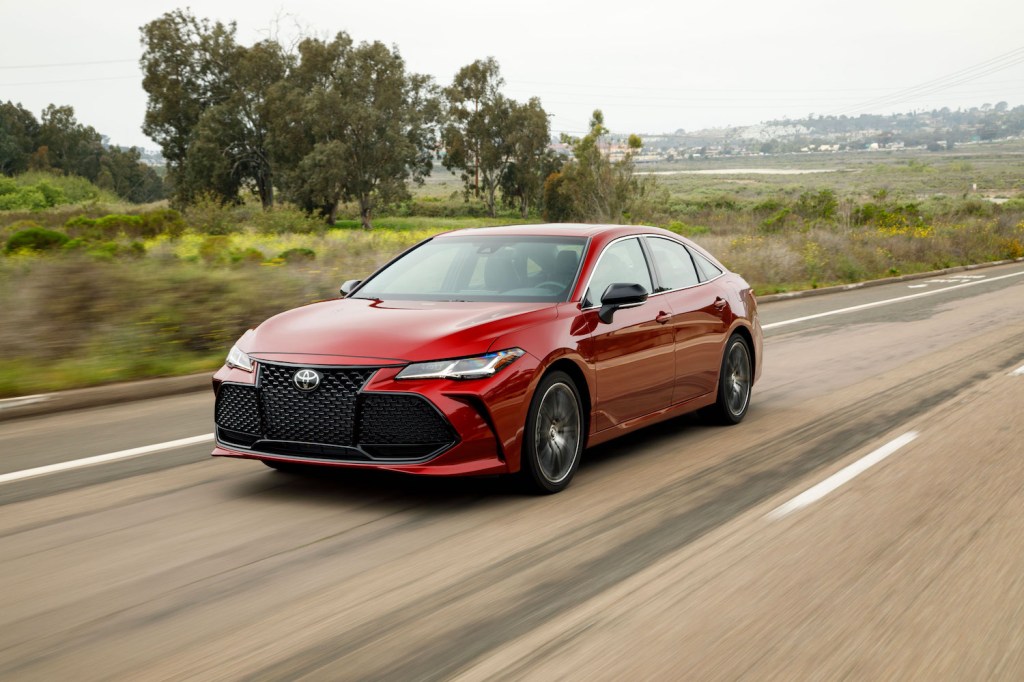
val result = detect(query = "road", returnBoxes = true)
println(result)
[2,262,1023,680]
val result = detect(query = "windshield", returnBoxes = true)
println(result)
[353,235,588,302]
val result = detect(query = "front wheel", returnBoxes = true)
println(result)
[521,371,584,494]
[704,334,753,425]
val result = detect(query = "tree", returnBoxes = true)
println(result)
[140,9,239,204]
[500,97,559,218]
[267,34,352,219]
[95,146,165,203]
[0,101,40,176]
[186,40,289,208]
[442,58,512,217]
[37,104,103,178]
[269,36,439,227]
[551,110,658,224]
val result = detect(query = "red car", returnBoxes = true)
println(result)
[212,224,762,493]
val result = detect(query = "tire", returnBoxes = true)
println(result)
[520,371,584,494]
[704,334,753,425]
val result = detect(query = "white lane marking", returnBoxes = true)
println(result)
[907,284,928,289]
[766,431,919,520]
[1011,365,1024,376]
[0,433,214,485]
[0,394,49,411]
[763,269,1024,330]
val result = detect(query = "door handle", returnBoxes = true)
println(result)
[655,311,671,324]
[713,297,728,310]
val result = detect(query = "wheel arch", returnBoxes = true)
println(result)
[729,323,756,380]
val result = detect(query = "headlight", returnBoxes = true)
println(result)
[396,348,525,380]
[226,344,254,372]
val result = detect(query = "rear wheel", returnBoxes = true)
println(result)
[704,334,753,425]
[521,371,584,494]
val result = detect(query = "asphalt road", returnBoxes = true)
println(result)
[2,261,1023,679]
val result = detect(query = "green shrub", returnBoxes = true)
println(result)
[794,189,838,222]
[0,177,17,196]
[666,220,709,237]
[253,205,324,234]
[0,187,48,211]
[5,226,70,253]
[231,247,265,264]
[199,235,233,263]
[185,193,238,235]
[35,182,67,207]
[751,198,785,215]
[12,172,108,204]
[280,247,316,263]
[139,208,186,238]
[760,208,791,233]
[65,209,185,240]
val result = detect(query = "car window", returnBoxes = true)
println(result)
[646,237,700,290]
[585,238,653,307]
[688,248,724,281]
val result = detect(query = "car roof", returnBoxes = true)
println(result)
[436,223,679,240]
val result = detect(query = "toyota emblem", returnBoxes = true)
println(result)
[293,368,322,392]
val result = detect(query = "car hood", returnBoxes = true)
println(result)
[246,298,557,364]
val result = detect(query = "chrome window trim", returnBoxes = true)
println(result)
[580,234,725,310]
[643,236,725,295]
[579,235,655,310]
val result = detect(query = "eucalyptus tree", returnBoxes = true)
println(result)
[269,35,438,227]
[140,9,238,204]
[441,57,511,216]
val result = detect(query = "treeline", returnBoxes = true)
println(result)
[140,9,653,228]
[0,102,164,203]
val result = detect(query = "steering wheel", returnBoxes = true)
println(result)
[536,281,566,292]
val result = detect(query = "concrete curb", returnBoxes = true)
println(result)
[0,372,212,424]
[2,256,1022,423]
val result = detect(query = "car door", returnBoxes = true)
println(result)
[643,236,730,404]
[580,237,675,431]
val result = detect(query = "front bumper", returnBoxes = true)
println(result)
[211,355,538,476]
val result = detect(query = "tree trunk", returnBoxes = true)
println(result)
[259,175,273,209]
[326,201,338,226]
[486,185,497,218]
[520,193,529,219]
[359,196,373,230]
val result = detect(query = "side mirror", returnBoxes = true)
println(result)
[340,279,361,296]
[598,282,648,324]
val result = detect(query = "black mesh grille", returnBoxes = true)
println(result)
[258,364,375,446]
[215,384,261,434]
[359,394,455,445]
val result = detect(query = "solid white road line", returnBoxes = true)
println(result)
[0,433,214,485]
[763,269,1024,330]
[766,431,919,520]
[1011,365,1024,376]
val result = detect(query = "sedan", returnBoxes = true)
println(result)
[212,224,763,493]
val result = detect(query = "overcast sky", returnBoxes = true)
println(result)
[3,0,1023,149]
